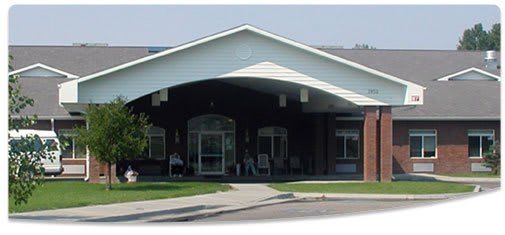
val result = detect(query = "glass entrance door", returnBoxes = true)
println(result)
[199,132,225,174]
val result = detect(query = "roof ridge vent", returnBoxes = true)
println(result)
[72,43,109,47]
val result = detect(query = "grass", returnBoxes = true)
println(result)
[9,181,230,213]
[438,172,500,178]
[269,181,475,195]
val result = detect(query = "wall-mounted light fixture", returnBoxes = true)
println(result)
[245,129,250,143]
[300,88,309,103]
[175,129,180,144]
[152,93,160,106]
[279,94,287,107]
[160,88,168,102]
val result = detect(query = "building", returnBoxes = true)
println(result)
[8,25,500,182]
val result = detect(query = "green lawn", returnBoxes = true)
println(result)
[270,181,475,195]
[438,172,500,178]
[9,181,230,213]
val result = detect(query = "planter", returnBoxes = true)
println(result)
[127,175,138,183]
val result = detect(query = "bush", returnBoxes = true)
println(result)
[483,141,500,175]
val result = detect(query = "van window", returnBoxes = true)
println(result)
[44,139,59,151]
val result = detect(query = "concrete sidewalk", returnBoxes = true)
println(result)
[9,180,494,223]
[9,184,296,223]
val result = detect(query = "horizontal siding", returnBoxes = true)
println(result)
[20,67,64,77]
[451,71,496,81]
[79,31,407,105]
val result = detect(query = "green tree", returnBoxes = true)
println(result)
[457,23,500,50]
[75,97,150,190]
[483,141,500,175]
[488,23,501,51]
[8,55,50,205]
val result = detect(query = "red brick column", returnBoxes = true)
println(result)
[363,106,378,182]
[104,163,119,183]
[380,106,393,182]
[88,157,118,183]
[88,156,101,183]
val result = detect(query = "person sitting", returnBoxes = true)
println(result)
[243,149,256,176]
[169,152,184,177]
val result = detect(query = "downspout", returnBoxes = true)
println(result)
[84,120,90,181]
[50,118,55,132]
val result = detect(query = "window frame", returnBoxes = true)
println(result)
[409,129,437,159]
[58,129,85,159]
[335,129,360,159]
[468,129,495,158]
[147,127,166,160]
[257,126,288,159]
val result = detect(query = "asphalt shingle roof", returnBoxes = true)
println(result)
[9,46,501,119]
[320,49,500,119]
[9,46,152,77]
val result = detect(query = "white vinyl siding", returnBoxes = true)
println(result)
[409,130,437,158]
[78,31,407,106]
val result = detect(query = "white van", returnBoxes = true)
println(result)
[8,129,63,175]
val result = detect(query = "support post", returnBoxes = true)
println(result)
[380,106,393,182]
[363,106,378,182]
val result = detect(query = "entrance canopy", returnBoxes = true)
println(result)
[59,24,424,113]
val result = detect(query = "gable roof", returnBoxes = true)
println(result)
[9,46,152,77]
[9,63,79,78]
[8,28,500,120]
[436,67,501,81]
[319,49,501,120]
[71,24,424,91]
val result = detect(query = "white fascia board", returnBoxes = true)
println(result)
[437,67,501,81]
[393,116,500,121]
[9,63,79,78]
[72,24,425,96]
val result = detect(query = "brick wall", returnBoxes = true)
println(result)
[392,121,500,174]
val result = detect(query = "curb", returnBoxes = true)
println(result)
[145,197,300,222]
[291,185,480,201]
[394,173,501,183]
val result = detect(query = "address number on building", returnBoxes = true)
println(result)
[367,89,379,95]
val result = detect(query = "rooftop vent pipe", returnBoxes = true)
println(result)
[485,50,499,70]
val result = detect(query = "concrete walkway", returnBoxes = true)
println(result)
[10,178,497,222]
[9,184,296,223]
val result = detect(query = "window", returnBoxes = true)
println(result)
[258,127,288,159]
[409,130,437,158]
[144,126,166,159]
[468,130,494,158]
[58,129,85,159]
[336,130,360,159]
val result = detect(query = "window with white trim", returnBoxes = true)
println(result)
[409,130,437,158]
[58,129,86,159]
[258,127,288,159]
[141,126,166,159]
[336,129,360,159]
[468,130,494,158]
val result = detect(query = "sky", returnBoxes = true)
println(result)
[8,5,501,50]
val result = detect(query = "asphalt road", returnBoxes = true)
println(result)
[191,181,501,222]
[190,199,436,222]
